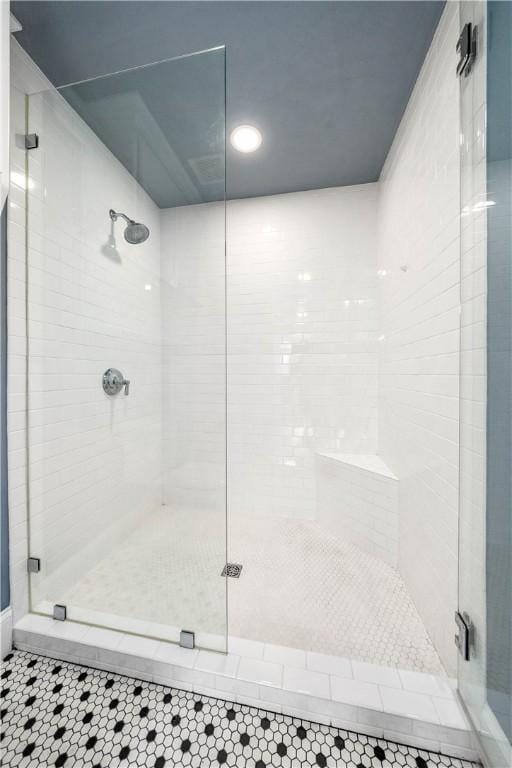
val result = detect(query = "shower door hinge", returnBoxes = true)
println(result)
[53,605,67,622]
[25,133,39,150]
[454,611,470,660]
[456,23,477,78]
[27,557,40,573]
[180,630,195,650]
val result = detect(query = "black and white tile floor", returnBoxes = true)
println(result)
[1,650,478,768]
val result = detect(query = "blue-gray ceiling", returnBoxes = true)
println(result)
[11,1,444,206]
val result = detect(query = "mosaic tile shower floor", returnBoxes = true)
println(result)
[0,651,478,768]
[54,508,443,674]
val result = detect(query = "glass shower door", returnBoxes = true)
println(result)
[458,3,511,765]
[25,48,227,652]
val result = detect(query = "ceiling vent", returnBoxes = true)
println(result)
[188,154,224,186]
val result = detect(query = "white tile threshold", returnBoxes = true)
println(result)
[13,614,478,762]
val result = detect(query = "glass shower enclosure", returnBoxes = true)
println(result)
[458,2,511,766]
[24,48,228,652]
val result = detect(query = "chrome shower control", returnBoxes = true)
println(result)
[103,368,130,396]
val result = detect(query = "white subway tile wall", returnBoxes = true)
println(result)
[160,202,226,513]
[376,3,461,674]
[161,186,379,520]
[8,44,164,618]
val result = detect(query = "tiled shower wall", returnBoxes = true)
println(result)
[161,186,379,519]
[160,202,226,513]
[7,43,163,618]
[376,2,460,675]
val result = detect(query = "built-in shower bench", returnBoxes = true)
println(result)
[315,453,399,567]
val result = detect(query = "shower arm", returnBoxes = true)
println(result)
[109,209,135,225]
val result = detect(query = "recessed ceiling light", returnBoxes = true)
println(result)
[230,124,262,153]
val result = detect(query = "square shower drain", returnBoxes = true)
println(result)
[221,563,243,578]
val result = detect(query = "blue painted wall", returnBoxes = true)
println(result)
[1,199,9,612]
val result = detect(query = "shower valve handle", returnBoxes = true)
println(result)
[103,368,130,396]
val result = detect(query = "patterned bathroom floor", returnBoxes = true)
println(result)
[54,508,443,674]
[0,650,477,768]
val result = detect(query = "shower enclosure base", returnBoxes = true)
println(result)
[20,507,476,759]
[13,613,477,762]
[33,506,443,674]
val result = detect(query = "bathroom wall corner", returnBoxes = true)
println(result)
[376,1,461,676]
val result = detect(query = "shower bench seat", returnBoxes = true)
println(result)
[315,452,399,567]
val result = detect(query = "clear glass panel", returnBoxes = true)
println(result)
[458,2,511,765]
[25,48,227,651]
[485,0,511,748]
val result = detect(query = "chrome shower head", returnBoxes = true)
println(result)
[124,221,150,245]
[109,209,150,245]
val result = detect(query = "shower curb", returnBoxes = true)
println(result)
[13,614,479,762]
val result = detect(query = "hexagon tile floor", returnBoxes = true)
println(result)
[0,651,479,768]
[56,508,443,673]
